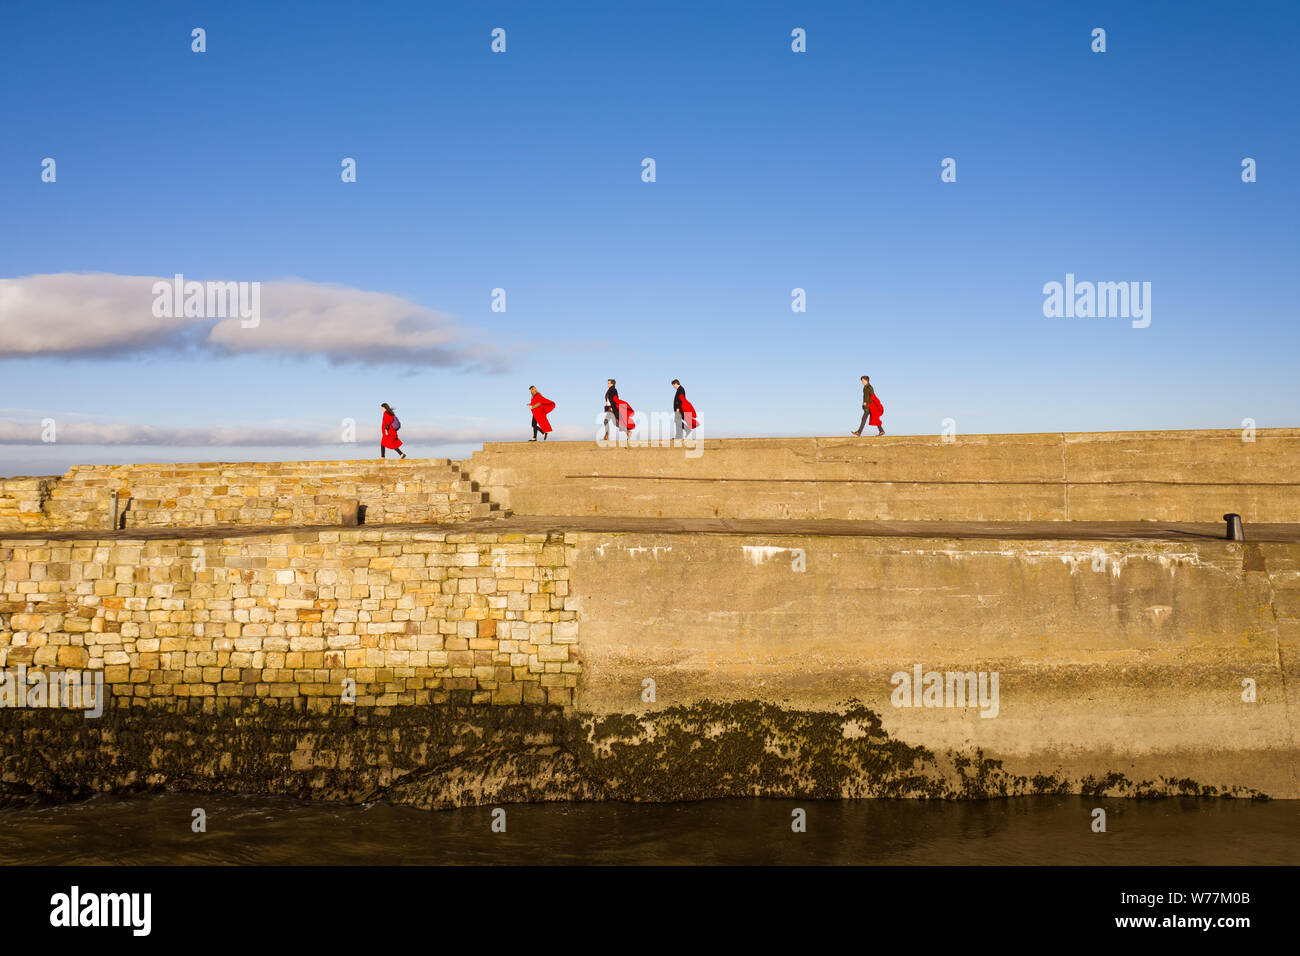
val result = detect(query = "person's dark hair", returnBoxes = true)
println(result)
[608,378,616,386]
[671,379,680,386]
[529,385,536,390]
[381,402,393,411]
[861,375,869,382]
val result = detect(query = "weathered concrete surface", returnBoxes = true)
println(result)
[467,429,1300,523]
[566,531,1300,799]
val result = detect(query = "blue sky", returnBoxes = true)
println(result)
[1,0,1297,474]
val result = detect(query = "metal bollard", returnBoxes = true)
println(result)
[1224,513,1244,541]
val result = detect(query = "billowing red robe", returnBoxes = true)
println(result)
[613,398,635,431]
[381,411,403,449]
[530,393,555,432]
[679,396,699,429]
[867,392,884,427]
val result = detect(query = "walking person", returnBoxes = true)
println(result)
[603,378,620,440]
[527,386,555,441]
[602,378,635,443]
[672,379,698,439]
[851,376,885,437]
[380,402,407,458]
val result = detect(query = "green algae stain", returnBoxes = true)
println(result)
[576,701,968,801]
[568,701,1266,802]
[0,698,1270,808]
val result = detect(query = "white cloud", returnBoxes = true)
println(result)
[0,273,512,369]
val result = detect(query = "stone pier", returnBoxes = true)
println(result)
[2,430,1298,806]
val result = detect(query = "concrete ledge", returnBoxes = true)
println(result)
[468,429,1300,523]
[4,516,1300,543]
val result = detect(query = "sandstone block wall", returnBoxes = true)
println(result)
[0,528,577,708]
[466,429,1300,523]
[0,459,501,532]
[0,477,57,531]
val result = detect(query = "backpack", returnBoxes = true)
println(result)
[390,414,401,431]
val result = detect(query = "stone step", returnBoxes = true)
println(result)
[48,486,461,503]
[6,458,509,531]
[52,471,465,487]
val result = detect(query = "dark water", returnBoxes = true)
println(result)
[1,794,1296,865]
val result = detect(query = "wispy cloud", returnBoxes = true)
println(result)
[0,273,513,370]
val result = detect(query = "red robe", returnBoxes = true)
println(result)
[613,398,635,431]
[867,392,884,427]
[530,393,555,432]
[381,411,403,449]
[679,396,699,429]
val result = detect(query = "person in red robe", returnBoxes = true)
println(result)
[527,386,555,441]
[851,376,885,437]
[672,379,699,438]
[380,403,406,458]
[601,378,636,441]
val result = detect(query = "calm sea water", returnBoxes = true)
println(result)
[1,794,1296,865]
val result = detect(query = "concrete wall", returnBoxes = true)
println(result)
[567,531,1300,798]
[0,528,577,707]
[466,429,1300,523]
[0,459,500,532]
